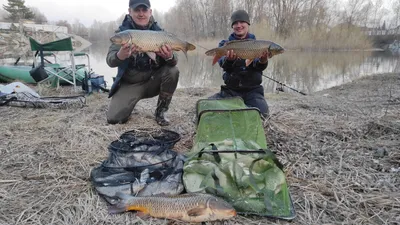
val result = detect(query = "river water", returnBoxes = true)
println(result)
[84,44,399,94]
[4,43,398,94]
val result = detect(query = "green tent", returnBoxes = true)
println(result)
[183,97,296,220]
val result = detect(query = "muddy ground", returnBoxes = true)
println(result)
[0,73,399,225]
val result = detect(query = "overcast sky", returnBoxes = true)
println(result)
[0,0,176,26]
[0,0,394,27]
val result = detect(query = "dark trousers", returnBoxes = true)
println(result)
[209,85,269,117]
[107,65,179,124]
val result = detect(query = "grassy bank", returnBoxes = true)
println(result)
[0,73,399,224]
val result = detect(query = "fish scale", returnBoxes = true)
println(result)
[110,30,196,59]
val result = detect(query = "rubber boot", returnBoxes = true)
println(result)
[155,92,173,126]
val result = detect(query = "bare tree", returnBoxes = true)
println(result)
[392,1,400,28]
[37,0,395,48]
[253,0,268,24]
[152,9,165,27]
[270,0,306,38]
[343,0,369,27]
[71,19,88,37]
[371,0,384,28]
[55,20,72,33]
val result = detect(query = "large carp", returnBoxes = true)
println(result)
[205,39,284,66]
[110,30,196,60]
[108,192,236,223]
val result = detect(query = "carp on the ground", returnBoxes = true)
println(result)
[108,192,237,223]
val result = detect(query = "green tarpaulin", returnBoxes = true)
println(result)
[183,97,296,220]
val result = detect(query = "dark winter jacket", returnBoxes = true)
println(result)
[106,15,178,97]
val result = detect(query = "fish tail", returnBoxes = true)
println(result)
[183,42,196,61]
[212,55,220,65]
[213,52,225,65]
[205,48,224,65]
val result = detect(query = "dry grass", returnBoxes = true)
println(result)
[1,73,399,225]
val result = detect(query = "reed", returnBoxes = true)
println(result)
[190,23,373,52]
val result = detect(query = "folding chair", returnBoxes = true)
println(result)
[73,52,91,73]
[29,37,88,92]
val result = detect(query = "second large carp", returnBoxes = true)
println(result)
[110,30,196,59]
[205,39,284,66]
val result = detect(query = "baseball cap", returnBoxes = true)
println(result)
[129,0,151,9]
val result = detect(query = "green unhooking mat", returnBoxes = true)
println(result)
[183,97,296,220]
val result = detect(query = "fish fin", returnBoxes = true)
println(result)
[132,169,149,194]
[205,48,224,66]
[131,181,146,194]
[225,39,254,46]
[212,51,226,65]
[150,192,174,197]
[139,168,149,183]
[245,59,253,67]
[183,50,188,61]
[135,211,150,219]
[212,55,220,65]
[146,52,157,61]
[187,207,207,217]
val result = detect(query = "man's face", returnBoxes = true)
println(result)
[232,21,249,38]
[129,5,152,27]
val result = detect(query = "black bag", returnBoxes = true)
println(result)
[90,128,185,205]
[29,65,49,82]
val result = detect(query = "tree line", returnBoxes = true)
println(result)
[161,0,399,40]
[1,0,400,48]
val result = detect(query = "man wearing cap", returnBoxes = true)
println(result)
[106,0,179,126]
[209,9,272,118]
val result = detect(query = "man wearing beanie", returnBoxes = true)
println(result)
[209,9,272,118]
[106,0,179,126]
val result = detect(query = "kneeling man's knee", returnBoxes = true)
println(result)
[168,66,179,81]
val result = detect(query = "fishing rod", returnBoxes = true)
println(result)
[194,43,210,51]
[262,74,307,96]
